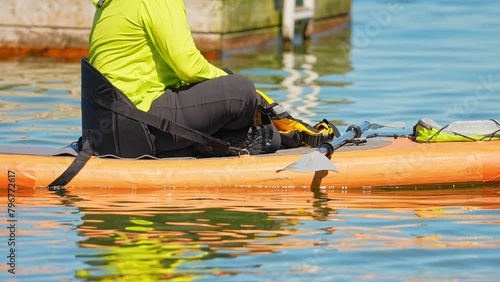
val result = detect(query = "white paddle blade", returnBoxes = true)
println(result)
[277,151,339,173]
[369,121,406,130]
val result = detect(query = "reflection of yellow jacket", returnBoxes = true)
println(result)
[89,0,227,112]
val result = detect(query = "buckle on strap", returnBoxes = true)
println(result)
[229,147,250,157]
[158,119,171,132]
[301,132,332,147]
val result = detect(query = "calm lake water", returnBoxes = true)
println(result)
[1,0,499,281]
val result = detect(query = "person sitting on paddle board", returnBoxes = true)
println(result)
[88,0,281,157]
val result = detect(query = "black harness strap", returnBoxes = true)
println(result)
[94,86,231,153]
[47,131,94,191]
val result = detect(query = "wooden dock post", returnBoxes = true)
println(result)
[282,0,315,47]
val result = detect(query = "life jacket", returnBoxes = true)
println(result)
[256,90,340,148]
[411,117,500,142]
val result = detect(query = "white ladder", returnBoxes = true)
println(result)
[282,0,315,43]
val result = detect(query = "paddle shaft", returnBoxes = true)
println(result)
[278,120,405,173]
[318,121,371,157]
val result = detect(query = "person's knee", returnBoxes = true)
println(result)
[217,74,258,131]
[228,75,258,105]
[239,76,259,121]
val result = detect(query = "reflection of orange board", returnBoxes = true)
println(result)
[1,138,499,189]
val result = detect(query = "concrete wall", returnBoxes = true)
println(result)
[0,0,350,59]
[0,1,92,46]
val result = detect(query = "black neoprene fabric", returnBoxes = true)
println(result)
[148,74,259,155]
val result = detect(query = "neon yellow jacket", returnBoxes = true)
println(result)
[89,0,228,112]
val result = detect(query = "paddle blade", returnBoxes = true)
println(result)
[277,151,339,173]
[369,121,406,130]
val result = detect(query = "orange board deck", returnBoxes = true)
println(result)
[1,138,499,189]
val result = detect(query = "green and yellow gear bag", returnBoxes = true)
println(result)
[256,90,340,148]
[411,117,500,142]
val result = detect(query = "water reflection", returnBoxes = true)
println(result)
[4,186,497,280]
[225,27,354,126]
[0,60,81,146]
[280,52,321,124]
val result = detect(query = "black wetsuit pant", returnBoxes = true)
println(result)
[147,74,258,156]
